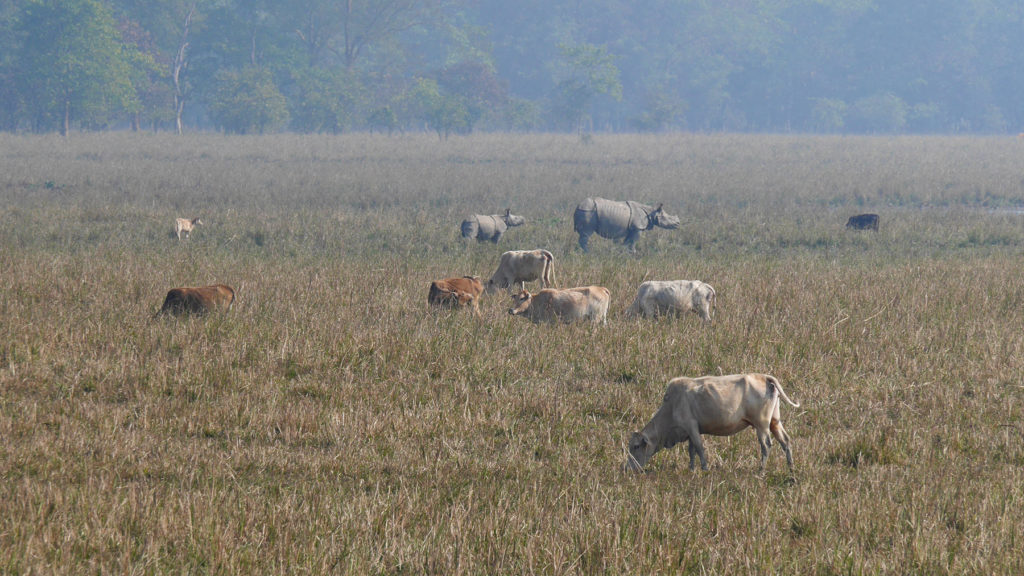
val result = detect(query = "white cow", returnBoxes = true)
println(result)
[625,280,716,323]
[486,249,555,293]
[175,217,202,240]
[508,286,610,325]
[625,373,799,472]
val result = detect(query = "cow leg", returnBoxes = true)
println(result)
[687,428,708,470]
[771,419,794,469]
[756,428,772,471]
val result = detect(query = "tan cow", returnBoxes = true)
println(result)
[625,373,799,472]
[508,286,611,324]
[428,276,484,316]
[156,284,235,316]
[175,217,202,240]
[625,280,716,323]
[485,249,555,293]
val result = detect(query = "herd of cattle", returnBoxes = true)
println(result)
[156,199,881,473]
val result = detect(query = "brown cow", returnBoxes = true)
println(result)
[428,276,484,316]
[156,284,235,316]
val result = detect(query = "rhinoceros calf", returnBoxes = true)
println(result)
[156,284,235,316]
[573,197,680,252]
[626,373,799,472]
[486,249,554,293]
[461,209,525,243]
[626,280,716,323]
[508,286,611,325]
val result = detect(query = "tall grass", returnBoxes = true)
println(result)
[1,132,1024,574]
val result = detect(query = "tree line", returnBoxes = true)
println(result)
[2,0,1022,136]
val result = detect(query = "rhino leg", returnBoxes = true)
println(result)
[491,231,502,243]
[578,232,591,253]
[624,229,642,252]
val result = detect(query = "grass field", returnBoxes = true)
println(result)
[2,132,1024,574]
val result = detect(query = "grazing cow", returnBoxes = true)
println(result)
[485,249,555,293]
[573,197,680,252]
[428,276,484,316]
[508,286,611,325]
[175,217,203,240]
[625,373,799,473]
[156,284,235,316]
[845,213,879,231]
[626,280,716,323]
[461,209,525,243]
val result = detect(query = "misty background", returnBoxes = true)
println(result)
[2,0,1022,136]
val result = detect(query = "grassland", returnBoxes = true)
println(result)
[1,132,1024,574]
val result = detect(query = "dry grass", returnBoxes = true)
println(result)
[2,132,1024,574]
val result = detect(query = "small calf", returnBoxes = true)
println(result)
[626,373,799,472]
[428,276,484,317]
[156,284,235,316]
[175,217,202,240]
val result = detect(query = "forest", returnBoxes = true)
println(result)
[2,0,1024,136]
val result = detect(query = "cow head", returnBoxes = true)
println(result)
[503,208,525,228]
[192,217,203,226]
[508,290,533,316]
[624,431,657,472]
[647,204,680,230]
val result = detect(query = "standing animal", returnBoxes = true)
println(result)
[175,217,202,240]
[573,197,680,252]
[461,209,525,243]
[625,373,799,473]
[485,249,555,293]
[428,276,485,316]
[508,286,611,325]
[156,284,235,316]
[626,280,716,323]
[845,213,879,231]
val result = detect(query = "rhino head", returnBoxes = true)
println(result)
[503,208,525,228]
[647,204,680,231]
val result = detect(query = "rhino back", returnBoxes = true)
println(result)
[594,198,632,238]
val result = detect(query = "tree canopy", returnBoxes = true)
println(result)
[2,0,1024,135]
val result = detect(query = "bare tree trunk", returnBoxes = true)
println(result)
[173,4,195,135]
[62,100,69,137]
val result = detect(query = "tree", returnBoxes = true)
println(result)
[551,42,622,134]
[207,66,288,134]
[16,0,141,135]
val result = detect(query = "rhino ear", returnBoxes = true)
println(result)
[505,207,511,216]
[654,203,663,213]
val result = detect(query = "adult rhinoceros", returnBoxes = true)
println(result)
[573,197,680,252]
[461,208,525,243]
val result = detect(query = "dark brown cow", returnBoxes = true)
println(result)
[156,284,235,316]
[428,276,484,316]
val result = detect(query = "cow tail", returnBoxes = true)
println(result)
[707,285,717,309]
[767,375,800,407]
[540,249,555,287]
